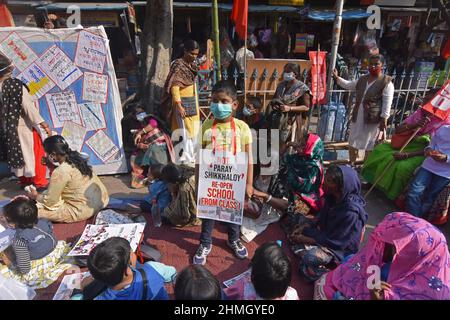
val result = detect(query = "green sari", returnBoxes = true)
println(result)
[361,135,430,200]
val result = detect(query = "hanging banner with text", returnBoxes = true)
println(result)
[309,51,327,105]
[0,26,126,175]
[197,150,247,225]
[422,80,450,121]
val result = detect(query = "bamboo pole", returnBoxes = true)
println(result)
[326,0,344,103]
[212,0,221,82]
[364,126,422,198]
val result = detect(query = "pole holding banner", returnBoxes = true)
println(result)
[326,0,344,103]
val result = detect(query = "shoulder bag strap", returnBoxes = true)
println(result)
[138,268,149,300]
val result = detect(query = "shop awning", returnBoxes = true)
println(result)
[36,2,130,12]
[131,1,301,13]
[307,9,372,21]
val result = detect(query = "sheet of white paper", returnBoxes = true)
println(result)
[223,268,252,288]
[53,272,90,300]
[17,63,55,100]
[82,72,108,103]
[74,30,107,73]
[0,32,38,71]
[37,45,83,90]
[78,102,106,131]
[61,121,87,152]
[85,130,120,163]
[68,223,145,257]
[45,90,82,128]
[0,228,15,252]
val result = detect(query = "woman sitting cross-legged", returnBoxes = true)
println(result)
[254,165,368,282]
[314,212,450,300]
[25,135,109,223]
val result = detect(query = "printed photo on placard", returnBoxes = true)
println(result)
[17,63,55,100]
[61,121,87,152]
[78,102,106,131]
[82,72,109,104]
[0,32,38,71]
[85,129,120,163]
[37,45,83,90]
[74,30,107,74]
[45,90,82,128]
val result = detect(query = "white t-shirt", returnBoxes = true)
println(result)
[236,47,255,73]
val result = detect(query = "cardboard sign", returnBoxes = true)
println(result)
[422,80,450,120]
[197,150,247,225]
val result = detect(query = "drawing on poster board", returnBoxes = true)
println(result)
[45,90,82,128]
[82,72,108,103]
[85,129,120,163]
[61,121,87,152]
[37,45,83,90]
[78,102,106,131]
[53,272,91,300]
[0,32,38,71]
[74,30,107,73]
[17,63,55,100]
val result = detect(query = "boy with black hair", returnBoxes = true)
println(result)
[242,96,267,131]
[193,80,253,265]
[86,237,169,300]
[140,164,171,219]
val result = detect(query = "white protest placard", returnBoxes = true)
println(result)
[45,90,82,128]
[17,63,55,100]
[68,223,145,257]
[74,30,107,73]
[82,72,108,103]
[423,80,450,120]
[37,45,83,90]
[0,33,38,71]
[61,121,87,152]
[78,102,106,131]
[85,129,120,163]
[197,149,247,225]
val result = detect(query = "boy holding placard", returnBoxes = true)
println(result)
[194,81,254,265]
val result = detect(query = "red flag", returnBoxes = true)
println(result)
[0,4,15,27]
[309,51,327,105]
[422,80,450,121]
[231,0,248,40]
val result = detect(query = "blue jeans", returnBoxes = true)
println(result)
[405,167,450,218]
[199,219,240,247]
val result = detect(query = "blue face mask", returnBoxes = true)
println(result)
[283,72,296,82]
[242,106,253,117]
[210,102,233,120]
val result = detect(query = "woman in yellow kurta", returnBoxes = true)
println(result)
[26,135,109,223]
[163,40,201,164]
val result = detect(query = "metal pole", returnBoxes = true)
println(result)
[212,0,221,82]
[326,0,344,103]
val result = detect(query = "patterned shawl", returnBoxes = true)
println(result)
[0,78,26,168]
[328,212,450,300]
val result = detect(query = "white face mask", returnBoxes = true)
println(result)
[283,72,296,82]
[136,112,147,122]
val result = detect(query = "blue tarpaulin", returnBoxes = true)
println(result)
[307,9,371,21]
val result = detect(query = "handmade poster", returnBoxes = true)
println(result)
[68,223,145,257]
[0,32,38,71]
[0,26,126,174]
[74,30,107,73]
[61,121,87,152]
[223,268,252,288]
[78,102,106,131]
[309,51,327,105]
[17,63,55,100]
[82,72,108,103]
[85,129,120,163]
[294,33,307,53]
[0,226,15,253]
[37,45,83,90]
[45,91,82,128]
[422,80,450,120]
[95,209,146,225]
[197,150,247,225]
[53,272,91,300]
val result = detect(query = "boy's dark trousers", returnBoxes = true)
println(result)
[200,218,240,247]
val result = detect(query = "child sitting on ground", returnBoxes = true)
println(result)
[140,164,172,221]
[224,242,299,300]
[174,265,226,300]
[85,237,169,300]
[0,196,71,289]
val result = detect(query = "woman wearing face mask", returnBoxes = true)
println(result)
[158,39,201,164]
[333,54,394,166]
[265,63,311,149]
[25,135,109,223]
[0,53,52,191]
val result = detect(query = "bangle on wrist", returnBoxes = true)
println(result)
[266,195,273,203]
